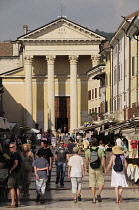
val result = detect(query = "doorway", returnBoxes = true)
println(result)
[55,96,70,132]
[57,118,68,133]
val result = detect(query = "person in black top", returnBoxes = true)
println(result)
[37,140,53,184]
[6,143,22,208]
[55,141,69,186]
[67,138,75,157]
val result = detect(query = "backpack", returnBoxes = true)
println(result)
[90,148,100,169]
[113,154,123,172]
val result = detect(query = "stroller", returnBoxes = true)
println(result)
[0,168,9,202]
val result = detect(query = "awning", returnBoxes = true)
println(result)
[0,117,10,130]
[9,122,19,133]
[100,119,139,135]
[100,122,130,134]
[26,128,40,134]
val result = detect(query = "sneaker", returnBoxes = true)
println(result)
[35,194,41,203]
[78,194,81,201]
[60,182,64,186]
[97,194,102,202]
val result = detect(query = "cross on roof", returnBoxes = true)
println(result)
[57,4,67,18]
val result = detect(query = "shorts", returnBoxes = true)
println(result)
[36,178,47,194]
[89,167,104,187]
[7,172,20,189]
[131,148,137,156]
[71,177,82,194]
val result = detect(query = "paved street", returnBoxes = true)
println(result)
[0,151,139,209]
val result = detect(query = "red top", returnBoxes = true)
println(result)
[131,140,138,148]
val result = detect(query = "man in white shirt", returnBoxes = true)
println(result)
[36,132,42,143]
[68,147,85,203]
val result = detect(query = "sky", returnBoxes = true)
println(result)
[0,0,139,41]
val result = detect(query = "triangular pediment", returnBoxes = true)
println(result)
[17,18,106,41]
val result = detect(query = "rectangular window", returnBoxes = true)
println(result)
[125,59,127,77]
[92,108,94,113]
[132,56,135,76]
[114,99,116,111]
[114,67,116,84]
[95,107,97,113]
[95,88,97,98]
[118,42,120,52]
[92,89,94,99]
[99,87,101,97]
[117,96,120,110]
[120,64,122,80]
[98,107,100,113]
[88,90,91,100]
[118,64,120,80]
[115,46,117,55]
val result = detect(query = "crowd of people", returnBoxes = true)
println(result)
[0,130,137,208]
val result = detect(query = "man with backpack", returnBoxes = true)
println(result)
[85,138,106,203]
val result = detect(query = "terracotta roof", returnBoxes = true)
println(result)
[115,10,139,33]
[125,10,139,20]
[0,42,13,56]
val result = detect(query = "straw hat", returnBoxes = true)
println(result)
[112,145,123,154]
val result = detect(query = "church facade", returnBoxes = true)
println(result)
[0,18,106,133]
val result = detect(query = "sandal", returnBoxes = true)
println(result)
[74,198,77,203]
[97,194,102,202]
[116,200,119,203]
[6,204,16,208]
[119,195,123,202]
[78,194,81,201]
[15,203,21,207]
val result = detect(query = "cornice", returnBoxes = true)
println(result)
[18,39,101,45]
[2,74,87,79]
[87,65,105,77]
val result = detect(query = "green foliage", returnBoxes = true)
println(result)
[95,29,114,41]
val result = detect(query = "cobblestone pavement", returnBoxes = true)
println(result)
[1,150,139,209]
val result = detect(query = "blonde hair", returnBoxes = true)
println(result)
[22,143,30,151]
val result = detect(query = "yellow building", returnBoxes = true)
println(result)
[0,18,106,133]
[110,11,139,121]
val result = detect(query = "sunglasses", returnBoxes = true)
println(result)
[9,146,15,148]
[60,143,64,144]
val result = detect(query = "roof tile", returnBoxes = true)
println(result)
[0,42,13,56]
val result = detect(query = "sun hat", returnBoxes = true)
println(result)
[112,145,123,154]
[73,147,79,153]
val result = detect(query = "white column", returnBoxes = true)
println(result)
[24,55,33,128]
[46,55,56,133]
[69,55,79,133]
[91,55,100,67]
